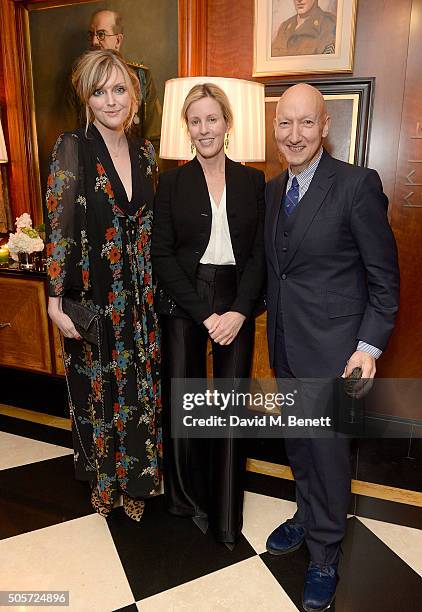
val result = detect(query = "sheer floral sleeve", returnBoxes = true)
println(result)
[45,133,80,297]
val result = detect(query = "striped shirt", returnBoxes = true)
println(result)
[287,148,323,201]
[286,148,382,360]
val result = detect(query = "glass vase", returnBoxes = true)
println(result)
[18,252,35,270]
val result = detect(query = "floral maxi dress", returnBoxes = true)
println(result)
[45,125,162,504]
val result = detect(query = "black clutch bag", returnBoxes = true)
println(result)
[62,297,101,345]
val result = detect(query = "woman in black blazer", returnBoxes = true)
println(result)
[152,83,265,547]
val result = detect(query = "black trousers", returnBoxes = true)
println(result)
[274,325,351,566]
[161,264,255,544]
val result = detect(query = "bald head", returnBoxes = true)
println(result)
[89,10,123,50]
[276,83,327,124]
[274,83,330,174]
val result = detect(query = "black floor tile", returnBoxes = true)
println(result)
[355,494,422,530]
[112,605,137,612]
[0,415,72,448]
[107,495,257,601]
[0,455,93,539]
[245,470,296,501]
[337,517,422,611]
[261,517,422,612]
[261,543,309,610]
[356,438,422,492]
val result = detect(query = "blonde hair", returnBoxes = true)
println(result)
[181,83,233,129]
[72,49,140,133]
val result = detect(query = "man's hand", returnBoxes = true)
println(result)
[342,350,376,398]
[208,311,246,345]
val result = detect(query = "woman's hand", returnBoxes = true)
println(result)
[48,296,81,340]
[203,313,221,332]
[208,311,246,345]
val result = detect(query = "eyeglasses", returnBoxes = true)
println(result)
[87,30,120,42]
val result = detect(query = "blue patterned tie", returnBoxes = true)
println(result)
[284,176,299,216]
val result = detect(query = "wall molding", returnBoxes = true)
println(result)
[178,0,208,76]
[247,458,422,508]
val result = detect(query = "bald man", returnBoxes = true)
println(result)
[88,9,162,148]
[264,84,399,611]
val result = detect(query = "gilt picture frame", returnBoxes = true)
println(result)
[254,0,358,77]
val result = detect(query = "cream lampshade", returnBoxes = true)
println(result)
[159,76,265,162]
[0,119,8,164]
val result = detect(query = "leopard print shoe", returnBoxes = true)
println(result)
[91,487,113,518]
[123,494,145,522]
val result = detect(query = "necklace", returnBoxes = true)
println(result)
[107,137,126,158]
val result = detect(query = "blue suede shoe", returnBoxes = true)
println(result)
[302,561,338,612]
[266,521,306,555]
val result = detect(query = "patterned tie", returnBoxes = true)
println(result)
[283,176,299,216]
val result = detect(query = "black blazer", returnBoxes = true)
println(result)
[152,156,266,324]
[265,149,400,377]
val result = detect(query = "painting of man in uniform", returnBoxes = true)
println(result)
[29,0,177,193]
[271,0,338,57]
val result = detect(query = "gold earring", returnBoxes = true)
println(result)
[224,132,230,151]
[190,142,196,155]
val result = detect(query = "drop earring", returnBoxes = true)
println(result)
[224,132,230,151]
[190,142,196,155]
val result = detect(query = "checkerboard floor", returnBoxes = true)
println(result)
[0,423,421,612]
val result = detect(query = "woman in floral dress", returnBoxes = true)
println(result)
[46,49,162,520]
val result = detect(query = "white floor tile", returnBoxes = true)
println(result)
[358,516,422,576]
[0,514,134,612]
[242,490,297,554]
[0,431,72,471]
[137,556,297,612]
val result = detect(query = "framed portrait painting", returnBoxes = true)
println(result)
[254,0,358,76]
[1,0,178,224]
[258,78,374,181]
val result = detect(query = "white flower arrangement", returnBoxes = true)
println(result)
[7,213,45,260]
[15,212,32,230]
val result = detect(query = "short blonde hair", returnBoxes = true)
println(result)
[181,83,233,129]
[72,49,140,133]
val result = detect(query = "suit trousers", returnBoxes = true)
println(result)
[161,264,255,544]
[274,325,351,565]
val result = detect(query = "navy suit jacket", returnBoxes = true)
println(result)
[265,149,400,377]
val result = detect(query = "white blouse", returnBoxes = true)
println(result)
[200,186,236,265]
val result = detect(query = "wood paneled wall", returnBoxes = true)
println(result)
[206,0,421,377]
[0,0,42,225]
[386,0,422,377]
[0,0,420,378]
